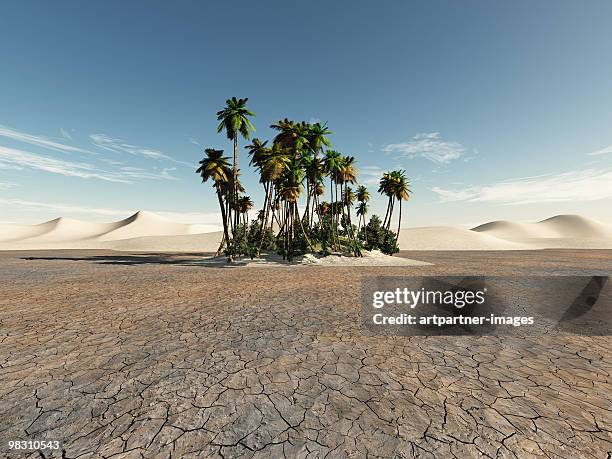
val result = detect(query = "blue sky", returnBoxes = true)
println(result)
[1,1,611,227]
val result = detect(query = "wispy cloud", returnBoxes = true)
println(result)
[0,145,177,183]
[359,166,384,185]
[0,124,94,155]
[0,162,24,170]
[0,198,130,218]
[0,145,126,182]
[383,132,466,164]
[431,168,612,205]
[0,197,222,227]
[189,137,202,146]
[90,134,191,166]
[0,181,17,190]
[589,144,612,156]
[60,128,73,140]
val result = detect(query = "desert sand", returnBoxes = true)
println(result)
[1,249,610,457]
[1,211,612,252]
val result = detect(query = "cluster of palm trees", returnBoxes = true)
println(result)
[197,97,412,261]
[379,170,411,241]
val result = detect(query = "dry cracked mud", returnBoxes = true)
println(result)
[1,250,611,458]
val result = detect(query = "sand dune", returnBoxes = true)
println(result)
[472,214,612,240]
[397,226,529,251]
[0,212,611,252]
[97,231,223,252]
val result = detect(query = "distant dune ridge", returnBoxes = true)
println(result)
[0,212,611,251]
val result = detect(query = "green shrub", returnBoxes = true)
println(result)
[359,215,399,255]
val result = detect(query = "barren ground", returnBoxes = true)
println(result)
[1,250,611,458]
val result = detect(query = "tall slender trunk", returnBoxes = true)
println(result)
[313,191,321,227]
[311,187,318,225]
[304,177,311,228]
[295,202,314,252]
[329,177,336,250]
[383,196,391,228]
[226,194,233,234]
[216,183,231,262]
[232,134,239,255]
[260,181,269,226]
[386,199,395,230]
[345,182,361,257]
[258,182,272,254]
[215,233,225,257]
[396,200,402,247]
[271,192,282,230]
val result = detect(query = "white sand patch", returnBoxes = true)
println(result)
[301,250,431,266]
[186,250,431,268]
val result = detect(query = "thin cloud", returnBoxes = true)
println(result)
[0,197,222,226]
[60,128,73,140]
[383,132,466,164]
[359,166,384,185]
[0,124,94,155]
[90,133,191,166]
[431,168,612,205]
[0,181,17,190]
[589,144,612,156]
[0,145,177,183]
[0,198,130,218]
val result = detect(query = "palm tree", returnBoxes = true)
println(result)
[216,97,256,244]
[307,122,332,156]
[338,157,361,256]
[356,185,370,205]
[277,157,314,257]
[356,185,370,236]
[379,170,412,240]
[258,143,290,252]
[245,138,269,169]
[356,201,369,235]
[379,171,398,229]
[323,150,344,249]
[270,118,296,150]
[303,153,324,227]
[339,156,357,221]
[238,196,254,226]
[305,122,332,226]
[196,148,232,259]
[343,186,356,227]
[391,171,411,242]
[245,138,271,232]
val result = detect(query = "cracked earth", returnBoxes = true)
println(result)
[1,250,611,458]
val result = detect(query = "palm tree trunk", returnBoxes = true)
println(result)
[232,134,239,255]
[304,177,311,228]
[260,181,269,226]
[329,177,336,250]
[258,183,272,254]
[216,184,231,262]
[383,196,391,228]
[226,194,233,234]
[215,233,225,257]
[387,199,395,230]
[295,202,315,252]
[312,189,319,226]
[396,199,402,247]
